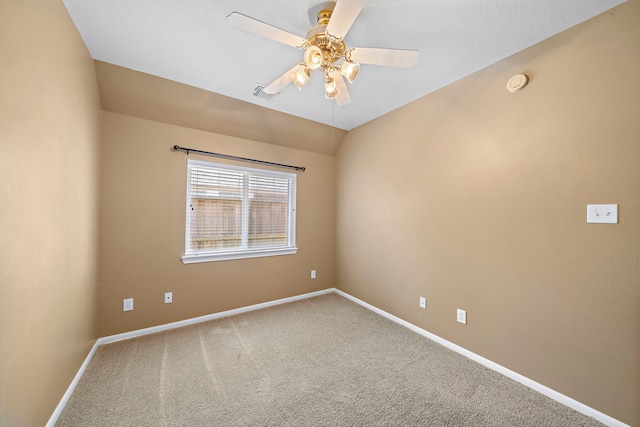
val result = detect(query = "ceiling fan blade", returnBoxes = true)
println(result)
[263,63,305,94]
[348,47,420,68]
[227,12,306,48]
[333,72,351,106]
[325,0,367,40]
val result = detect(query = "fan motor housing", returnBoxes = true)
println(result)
[306,25,346,64]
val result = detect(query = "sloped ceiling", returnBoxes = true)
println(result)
[94,61,347,156]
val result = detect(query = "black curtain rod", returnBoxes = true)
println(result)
[172,145,305,172]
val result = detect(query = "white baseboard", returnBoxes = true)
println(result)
[98,288,334,345]
[45,340,101,427]
[334,288,629,427]
[48,287,628,427]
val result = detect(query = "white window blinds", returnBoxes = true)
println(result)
[183,159,297,263]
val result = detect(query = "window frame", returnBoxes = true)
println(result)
[182,159,298,264]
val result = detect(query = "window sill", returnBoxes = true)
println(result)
[181,247,298,264]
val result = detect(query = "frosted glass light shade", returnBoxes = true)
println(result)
[292,68,311,90]
[340,61,360,83]
[324,77,340,99]
[303,46,323,70]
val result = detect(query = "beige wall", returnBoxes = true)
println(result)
[0,0,101,425]
[99,112,336,336]
[336,1,639,425]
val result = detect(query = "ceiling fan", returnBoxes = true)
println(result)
[227,0,419,106]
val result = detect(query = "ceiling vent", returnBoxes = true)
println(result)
[251,84,279,101]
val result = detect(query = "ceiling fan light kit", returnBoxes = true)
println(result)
[227,0,419,106]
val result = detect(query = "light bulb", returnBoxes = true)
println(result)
[340,61,360,83]
[303,45,323,70]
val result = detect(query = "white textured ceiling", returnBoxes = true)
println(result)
[63,0,625,131]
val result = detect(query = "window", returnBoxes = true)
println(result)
[182,159,297,263]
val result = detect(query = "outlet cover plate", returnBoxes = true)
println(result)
[123,298,134,312]
[419,297,426,309]
[311,270,316,279]
[457,309,467,324]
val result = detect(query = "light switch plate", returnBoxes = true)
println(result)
[587,204,618,224]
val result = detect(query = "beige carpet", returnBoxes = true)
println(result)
[56,293,604,426]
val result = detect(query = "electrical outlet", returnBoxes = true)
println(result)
[123,298,134,312]
[419,297,426,309]
[311,270,316,279]
[165,292,172,304]
[457,309,467,324]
